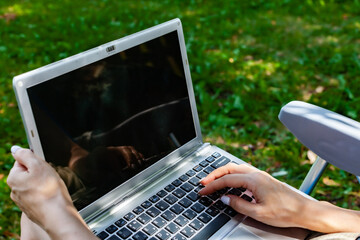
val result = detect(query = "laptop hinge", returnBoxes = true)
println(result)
[85,142,211,224]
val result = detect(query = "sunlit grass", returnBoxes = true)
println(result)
[1,0,360,238]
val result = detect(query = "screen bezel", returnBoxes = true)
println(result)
[13,19,203,220]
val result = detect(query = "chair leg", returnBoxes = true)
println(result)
[356,176,360,184]
[299,156,328,195]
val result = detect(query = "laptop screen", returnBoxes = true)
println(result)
[27,30,197,210]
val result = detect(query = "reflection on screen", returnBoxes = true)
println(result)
[27,31,196,210]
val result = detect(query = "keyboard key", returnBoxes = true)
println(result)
[155,200,170,211]
[212,152,221,158]
[206,206,220,217]
[161,210,176,221]
[117,227,132,239]
[141,200,152,209]
[105,224,118,234]
[191,203,205,213]
[170,204,184,215]
[165,222,180,234]
[108,235,121,240]
[180,226,196,238]
[198,213,212,223]
[124,212,136,221]
[156,229,171,240]
[203,166,215,174]
[211,156,230,169]
[205,156,215,163]
[189,219,204,230]
[172,188,186,198]
[186,169,196,177]
[213,200,227,210]
[183,209,197,220]
[224,206,237,217]
[228,188,242,196]
[179,174,189,182]
[115,218,127,228]
[217,188,229,194]
[189,177,200,186]
[164,194,178,205]
[143,223,157,236]
[165,184,175,192]
[97,231,109,240]
[195,172,207,180]
[133,231,148,240]
[186,192,199,201]
[146,207,161,217]
[199,197,212,207]
[137,213,152,224]
[178,197,192,208]
[149,195,160,203]
[133,206,144,215]
[194,185,204,193]
[157,190,168,198]
[208,192,221,201]
[199,160,209,167]
[191,214,230,240]
[241,194,253,202]
[180,182,194,192]
[172,179,182,187]
[193,165,203,172]
[153,217,166,228]
[174,215,189,227]
[237,187,246,192]
[172,233,186,240]
[127,220,142,232]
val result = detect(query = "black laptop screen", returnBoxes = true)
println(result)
[27,30,197,210]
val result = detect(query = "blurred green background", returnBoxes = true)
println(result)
[1,0,360,238]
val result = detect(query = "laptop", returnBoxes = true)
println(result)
[13,18,310,240]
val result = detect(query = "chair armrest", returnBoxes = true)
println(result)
[278,101,360,176]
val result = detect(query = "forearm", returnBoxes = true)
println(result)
[297,200,360,233]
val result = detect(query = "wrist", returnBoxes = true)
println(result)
[44,205,97,240]
[38,193,97,240]
[297,200,360,233]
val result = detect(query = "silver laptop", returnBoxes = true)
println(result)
[13,18,310,240]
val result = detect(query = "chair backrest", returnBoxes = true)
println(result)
[278,101,360,194]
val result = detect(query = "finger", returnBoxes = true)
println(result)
[7,160,31,188]
[201,163,256,185]
[200,174,253,195]
[221,195,258,217]
[128,146,143,165]
[11,146,38,170]
[121,147,133,167]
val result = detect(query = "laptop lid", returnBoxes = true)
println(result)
[13,19,203,219]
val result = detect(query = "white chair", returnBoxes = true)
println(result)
[278,101,360,194]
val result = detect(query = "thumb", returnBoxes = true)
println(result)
[11,146,38,170]
[221,195,257,217]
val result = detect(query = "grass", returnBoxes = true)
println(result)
[1,0,360,238]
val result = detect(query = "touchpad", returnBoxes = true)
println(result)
[223,225,264,240]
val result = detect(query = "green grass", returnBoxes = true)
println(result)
[1,0,360,238]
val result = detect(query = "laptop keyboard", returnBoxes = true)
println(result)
[96,152,254,240]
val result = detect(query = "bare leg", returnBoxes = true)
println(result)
[20,212,50,240]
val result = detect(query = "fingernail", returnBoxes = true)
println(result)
[11,145,22,154]
[221,195,230,205]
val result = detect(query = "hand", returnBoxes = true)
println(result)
[7,146,99,240]
[199,163,311,228]
[107,146,145,170]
